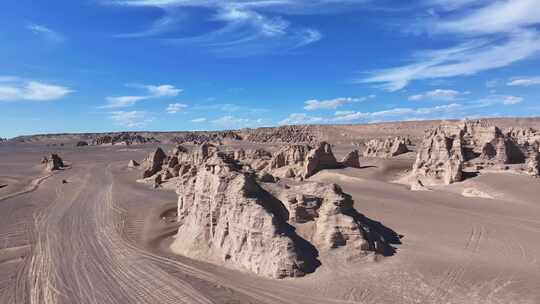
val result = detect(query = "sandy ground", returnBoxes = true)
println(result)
[0,143,539,304]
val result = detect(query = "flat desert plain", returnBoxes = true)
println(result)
[1,119,539,304]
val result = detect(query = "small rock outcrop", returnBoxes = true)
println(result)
[341,150,361,168]
[141,148,167,178]
[76,141,88,147]
[268,142,343,179]
[43,154,65,172]
[128,160,140,168]
[303,142,339,178]
[363,137,409,158]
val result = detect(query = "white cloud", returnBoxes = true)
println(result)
[281,103,479,125]
[193,103,268,114]
[361,30,540,91]
[279,113,325,125]
[211,115,266,128]
[303,97,366,111]
[507,77,540,87]
[110,111,152,127]
[0,78,71,101]
[101,83,182,108]
[434,0,540,35]
[103,0,376,55]
[426,0,487,11]
[145,84,182,97]
[101,96,148,108]
[502,95,523,105]
[408,89,463,101]
[362,0,540,91]
[166,103,187,113]
[191,117,207,123]
[333,111,369,122]
[27,24,65,42]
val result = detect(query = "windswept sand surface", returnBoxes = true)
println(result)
[0,144,539,303]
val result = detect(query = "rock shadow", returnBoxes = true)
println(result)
[254,183,321,275]
[341,193,402,257]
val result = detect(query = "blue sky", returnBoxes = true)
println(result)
[1,0,540,138]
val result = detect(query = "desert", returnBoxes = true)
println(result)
[3,1,540,303]
[1,118,540,304]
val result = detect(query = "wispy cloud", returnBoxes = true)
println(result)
[103,1,373,55]
[27,24,65,43]
[280,97,521,125]
[166,103,187,113]
[100,83,182,108]
[102,96,148,108]
[192,103,268,114]
[408,89,467,101]
[279,113,326,125]
[507,77,540,87]
[433,0,540,35]
[109,110,152,127]
[134,84,182,97]
[361,0,540,90]
[361,30,540,91]
[304,96,371,111]
[191,117,207,123]
[0,77,72,101]
[211,115,267,128]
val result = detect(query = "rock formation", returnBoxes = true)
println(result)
[128,160,139,168]
[526,147,540,177]
[412,120,540,185]
[363,137,409,158]
[412,127,464,185]
[92,133,159,146]
[76,141,88,147]
[171,154,308,278]
[267,142,342,179]
[141,148,167,178]
[303,142,339,178]
[241,125,323,143]
[171,131,241,145]
[169,151,397,279]
[43,154,64,172]
[341,150,361,168]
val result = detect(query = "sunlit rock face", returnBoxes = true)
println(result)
[412,120,540,185]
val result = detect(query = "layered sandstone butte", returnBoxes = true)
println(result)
[171,154,308,278]
[412,120,540,185]
[267,142,343,179]
[363,137,409,158]
[160,144,395,278]
[412,127,464,185]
